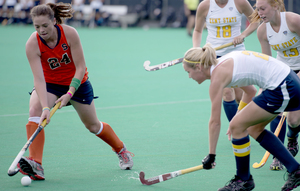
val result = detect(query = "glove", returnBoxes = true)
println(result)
[202,154,216,169]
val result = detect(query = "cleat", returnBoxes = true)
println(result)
[287,137,299,157]
[282,166,300,191]
[218,175,255,191]
[115,144,134,170]
[17,157,45,180]
[270,158,285,171]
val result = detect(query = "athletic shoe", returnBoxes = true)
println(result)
[115,144,134,170]
[287,137,299,157]
[17,156,45,180]
[218,175,255,191]
[270,158,285,171]
[282,166,300,191]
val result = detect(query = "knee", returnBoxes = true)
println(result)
[229,119,253,137]
[29,104,42,117]
[85,121,101,134]
[229,120,239,135]
[223,88,235,101]
[288,117,300,128]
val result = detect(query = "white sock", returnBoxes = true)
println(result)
[96,121,103,135]
[28,117,40,124]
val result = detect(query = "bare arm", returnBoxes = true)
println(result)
[233,0,260,46]
[208,61,233,154]
[286,12,300,37]
[192,0,209,47]
[65,26,86,82]
[208,83,223,154]
[26,33,50,124]
[257,23,272,56]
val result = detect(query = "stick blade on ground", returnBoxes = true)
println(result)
[139,171,160,185]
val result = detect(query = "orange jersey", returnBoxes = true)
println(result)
[36,24,88,85]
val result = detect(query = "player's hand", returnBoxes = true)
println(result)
[226,127,232,141]
[39,109,50,126]
[55,94,71,109]
[202,154,216,169]
[232,35,245,47]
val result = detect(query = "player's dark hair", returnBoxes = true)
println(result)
[30,2,74,24]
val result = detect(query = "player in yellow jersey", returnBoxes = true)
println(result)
[184,0,200,36]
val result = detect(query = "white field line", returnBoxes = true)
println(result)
[0,99,210,117]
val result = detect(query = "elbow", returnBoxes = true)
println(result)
[77,63,86,75]
[209,120,221,130]
[194,29,202,35]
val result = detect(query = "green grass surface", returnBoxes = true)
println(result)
[0,25,298,190]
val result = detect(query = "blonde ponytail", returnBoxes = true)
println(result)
[183,43,217,69]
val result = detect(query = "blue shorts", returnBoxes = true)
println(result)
[253,70,300,114]
[30,79,97,105]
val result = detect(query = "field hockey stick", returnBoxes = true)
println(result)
[7,102,61,176]
[252,112,288,169]
[143,42,235,71]
[139,164,204,185]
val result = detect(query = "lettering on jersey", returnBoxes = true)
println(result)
[242,51,269,61]
[270,37,298,50]
[62,43,68,51]
[48,53,72,70]
[61,53,71,64]
[209,18,221,24]
[48,58,61,70]
[209,17,237,24]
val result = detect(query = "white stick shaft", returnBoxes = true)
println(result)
[8,150,25,173]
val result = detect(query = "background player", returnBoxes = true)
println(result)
[193,0,259,122]
[184,0,199,37]
[17,2,134,181]
[252,0,300,170]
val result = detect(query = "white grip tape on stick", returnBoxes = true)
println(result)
[158,175,163,182]
[171,170,182,177]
